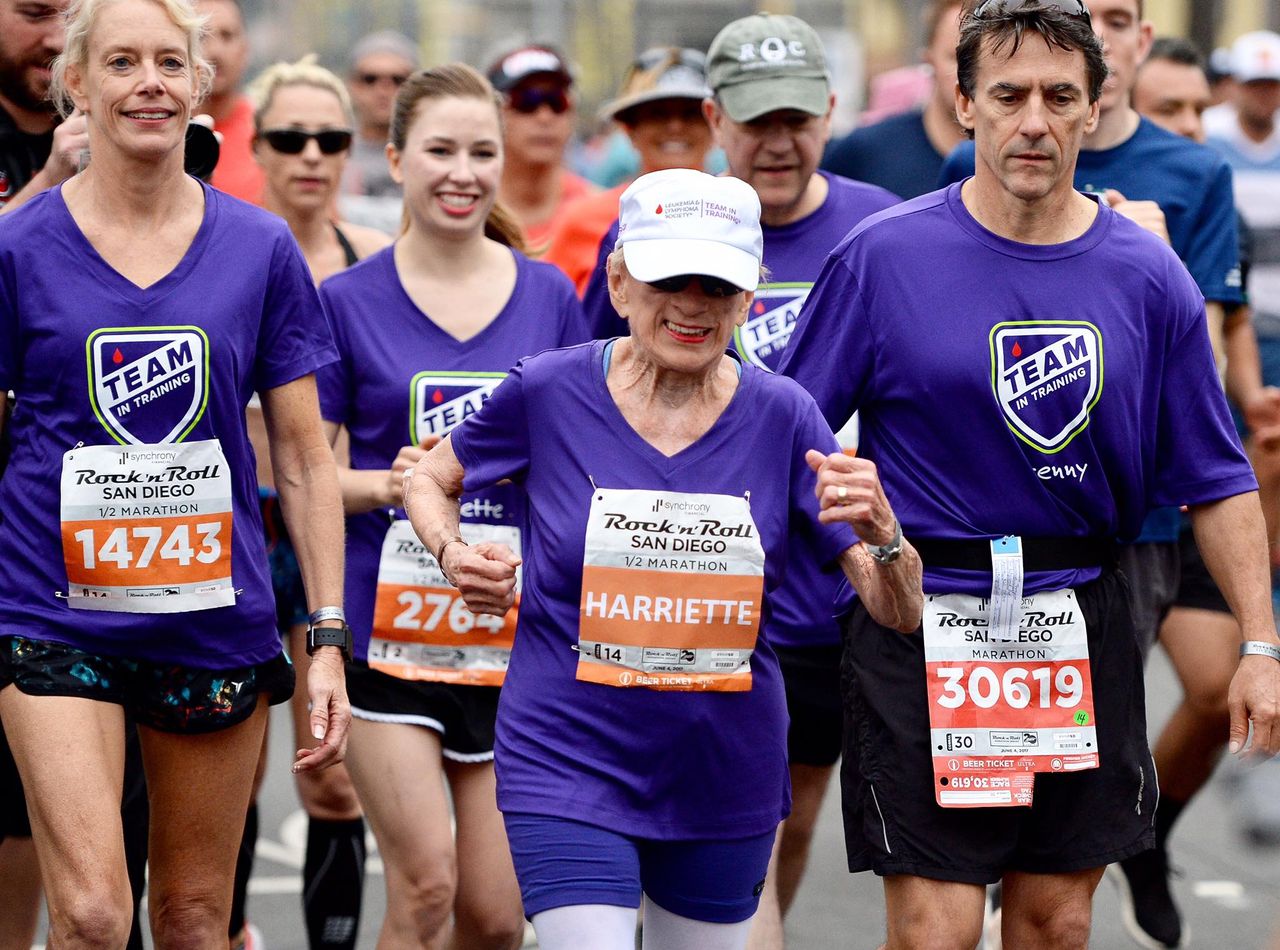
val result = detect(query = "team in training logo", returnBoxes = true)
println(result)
[991,321,1103,454]
[409,371,506,445]
[87,327,209,445]
[733,283,811,372]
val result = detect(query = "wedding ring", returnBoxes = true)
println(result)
[837,486,848,501]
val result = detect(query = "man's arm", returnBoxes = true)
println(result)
[0,113,87,216]
[1189,491,1280,756]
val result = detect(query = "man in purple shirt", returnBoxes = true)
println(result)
[781,3,1280,947]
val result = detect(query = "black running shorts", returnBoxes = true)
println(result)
[839,570,1155,884]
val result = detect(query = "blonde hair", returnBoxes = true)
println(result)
[247,54,354,133]
[50,0,214,118]
[390,63,525,251]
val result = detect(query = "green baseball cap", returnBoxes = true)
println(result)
[706,14,830,122]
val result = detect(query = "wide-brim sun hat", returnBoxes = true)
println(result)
[616,168,763,293]
[601,48,712,122]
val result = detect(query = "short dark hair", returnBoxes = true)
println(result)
[956,2,1108,104]
[1143,36,1204,71]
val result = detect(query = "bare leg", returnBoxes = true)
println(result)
[1001,868,1102,950]
[882,874,985,950]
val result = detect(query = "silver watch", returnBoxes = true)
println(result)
[865,519,903,564]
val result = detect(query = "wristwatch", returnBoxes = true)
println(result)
[865,519,904,565]
[306,606,352,661]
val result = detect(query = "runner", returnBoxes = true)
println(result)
[780,3,1280,947]
[0,1,349,946]
[248,54,390,950]
[316,62,588,949]
[544,46,712,293]
[402,166,920,950]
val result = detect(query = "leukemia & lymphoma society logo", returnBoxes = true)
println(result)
[410,371,506,444]
[733,282,810,371]
[87,327,209,445]
[990,321,1103,454]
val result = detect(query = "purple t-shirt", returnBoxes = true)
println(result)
[585,172,899,650]
[316,246,589,660]
[780,183,1256,599]
[450,341,856,838]
[0,182,336,665]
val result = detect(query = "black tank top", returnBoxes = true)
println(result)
[332,223,359,268]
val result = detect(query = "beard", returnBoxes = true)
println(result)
[0,53,52,113]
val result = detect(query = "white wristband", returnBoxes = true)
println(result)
[1240,641,1280,663]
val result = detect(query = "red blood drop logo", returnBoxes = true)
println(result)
[655,204,663,214]
[432,389,445,404]
[112,348,124,364]
[754,302,765,314]
[1011,341,1022,357]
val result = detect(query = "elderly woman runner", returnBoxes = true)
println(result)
[0,0,349,946]
[404,167,922,950]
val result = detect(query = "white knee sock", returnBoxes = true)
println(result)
[530,903,637,950]
[640,896,754,950]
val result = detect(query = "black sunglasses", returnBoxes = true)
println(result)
[507,86,570,114]
[972,0,1091,22]
[645,274,743,298]
[260,128,354,155]
[357,72,410,87]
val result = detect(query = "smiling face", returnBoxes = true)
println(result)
[957,33,1099,204]
[608,256,753,379]
[621,98,713,174]
[0,0,68,118]
[390,94,502,240]
[705,97,833,222]
[254,83,351,214]
[66,0,196,166]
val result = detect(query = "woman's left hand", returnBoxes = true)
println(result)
[292,646,351,773]
[805,449,899,547]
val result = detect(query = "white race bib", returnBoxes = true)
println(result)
[60,440,235,613]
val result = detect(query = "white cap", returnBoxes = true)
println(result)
[616,169,763,292]
[1231,31,1280,83]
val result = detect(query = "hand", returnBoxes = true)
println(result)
[388,437,441,506]
[1244,387,1280,447]
[292,645,350,773]
[442,541,521,616]
[190,112,224,145]
[44,110,90,184]
[805,449,898,547]
[1228,652,1280,758]
[1103,190,1170,246]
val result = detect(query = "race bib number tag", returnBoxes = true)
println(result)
[924,589,1098,808]
[577,488,765,692]
[370,520,520,686]
[60,440,234,612]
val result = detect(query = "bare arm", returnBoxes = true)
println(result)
[806,450,923,632]
[403,436,520,615]
[322,418,437,516]
[0,114,88,216]
[261,376,349,771]
[1189,491,1280,756]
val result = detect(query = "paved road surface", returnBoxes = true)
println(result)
[29,648,1280,948]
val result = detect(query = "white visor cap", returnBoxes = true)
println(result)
[616,169,763,293]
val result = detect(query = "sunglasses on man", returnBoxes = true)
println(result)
[971,0,1091,23]
[506,86,571,115]
[260,128,354,155]
[356,72,410,87]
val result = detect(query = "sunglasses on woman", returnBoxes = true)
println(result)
[506,86,571,115]
[260,128,354,155]
[645,274,743,298]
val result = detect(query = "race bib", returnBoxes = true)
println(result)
[369,520,520,685]
[60,440,235,612]
[577,488,765,691]
[924,589,1098,808]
